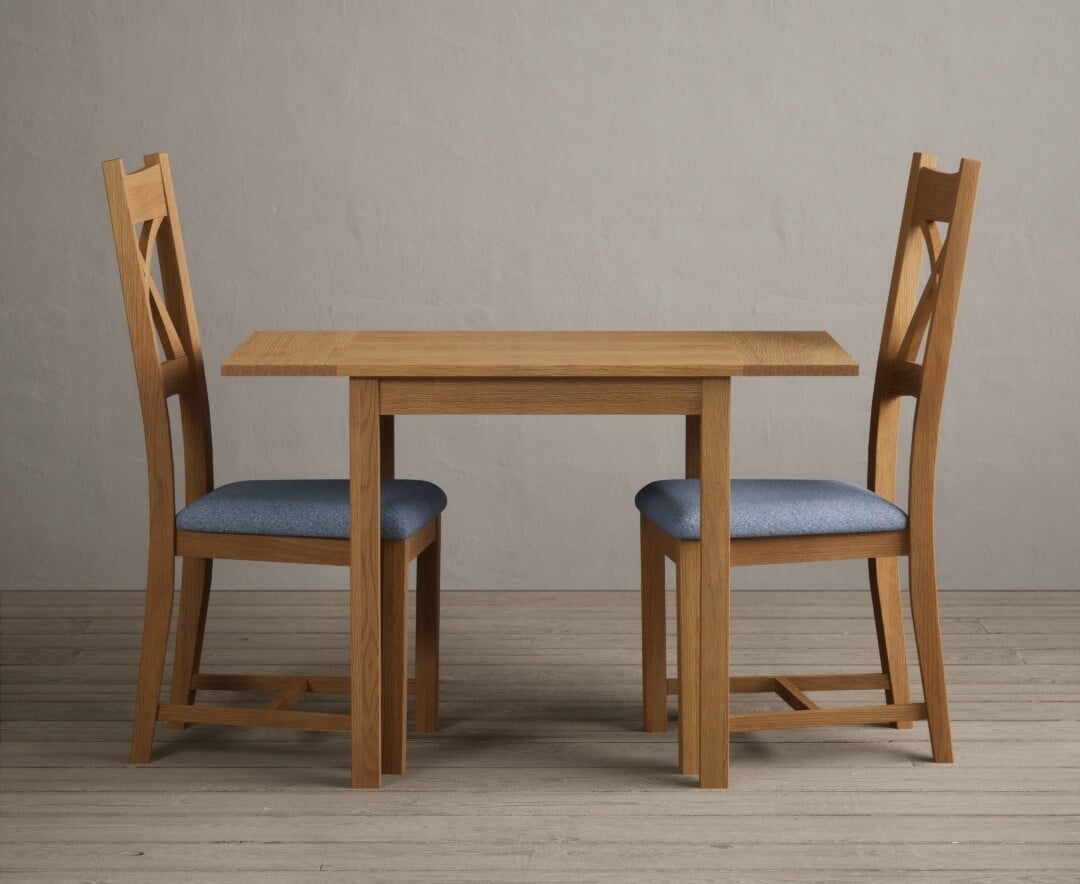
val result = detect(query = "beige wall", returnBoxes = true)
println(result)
[2,1,1077,591]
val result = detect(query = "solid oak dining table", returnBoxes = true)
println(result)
[222,330,858,788]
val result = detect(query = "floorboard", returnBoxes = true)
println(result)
[1,589,1078,881]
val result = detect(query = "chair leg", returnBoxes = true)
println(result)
[414,516,441,733]
[675,541,701,775]
[168,556,213,728]
[868,556,913,729]
[909,534,953,762]
[381,539,410,775]
[640,516,668,732]
[130,547,175,764]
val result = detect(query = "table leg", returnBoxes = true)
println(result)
[349,378,382,787]
[380,415,394,479]
[685,415,701,479]
[698,378,731,788]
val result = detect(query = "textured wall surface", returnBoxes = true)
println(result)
[2,1,1077,590]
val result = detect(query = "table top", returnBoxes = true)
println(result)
[221,331,858,378]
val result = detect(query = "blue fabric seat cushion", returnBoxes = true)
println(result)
[176,479,447,541]
[635,479,908,541]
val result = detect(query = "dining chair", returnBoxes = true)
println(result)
[636,152,980,774]
[103,152,446,776]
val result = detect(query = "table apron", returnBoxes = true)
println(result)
[376,377,704,415]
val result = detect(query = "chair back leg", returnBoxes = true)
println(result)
[640,517,668,732]
[908,530,954,761]
[130,546,175,763]
[414,516,442,733]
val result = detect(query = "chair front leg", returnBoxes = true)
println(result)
[675,540,701,775]
[414,516,441,733]
[868,555,913,729]
[641,516,668,732]
[381,539,411,775]
[169,556,213,727]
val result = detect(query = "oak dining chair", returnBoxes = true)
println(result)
[637,152,980,774]
[103,152,447,776]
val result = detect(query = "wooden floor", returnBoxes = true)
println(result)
[1,589,1078,882]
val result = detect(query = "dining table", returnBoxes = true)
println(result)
[221,330,858,788]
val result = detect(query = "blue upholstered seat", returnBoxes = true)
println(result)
[175,479,447,542]
[635,479,907,541]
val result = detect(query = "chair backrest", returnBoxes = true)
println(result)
[103,153,213,537]
[868,152,980,523]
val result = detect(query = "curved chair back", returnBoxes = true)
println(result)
[103,153,214,545]
[868,153,980,522]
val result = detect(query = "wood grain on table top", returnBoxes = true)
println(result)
[221,330,858,378]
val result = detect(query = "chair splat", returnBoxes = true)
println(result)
[895,219,948,369]
[137,216,186,363]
